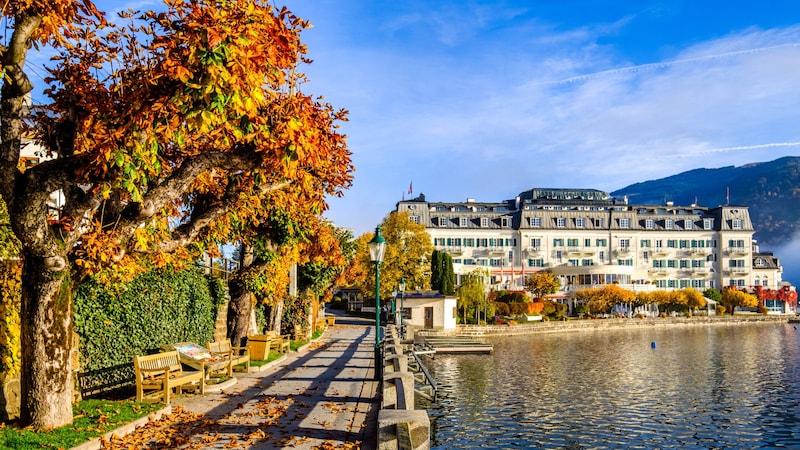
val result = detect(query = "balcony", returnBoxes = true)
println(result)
[486,246,506,256]
[614,247,632,256]
[525,246,543,256]
[445,246,463,255]
[725,247,749,256]
[724,266,750,276]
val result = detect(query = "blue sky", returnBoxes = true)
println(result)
[85,1,800,240]
[277,0,800,237]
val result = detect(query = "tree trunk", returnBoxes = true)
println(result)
[226,280,253,348]
[19,252,74,429]
[268,300,284,334]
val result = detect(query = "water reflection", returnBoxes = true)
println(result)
[423,323,800,449]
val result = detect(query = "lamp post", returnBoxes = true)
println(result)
[368,226,386,381]
[398,277,406,336]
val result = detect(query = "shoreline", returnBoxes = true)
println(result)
[416,314,790,338]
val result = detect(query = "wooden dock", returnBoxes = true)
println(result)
[421,337,493,354]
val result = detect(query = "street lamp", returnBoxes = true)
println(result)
[368,226,386,381]
[398,277,407,336]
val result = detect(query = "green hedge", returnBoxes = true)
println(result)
[74,268,223,372]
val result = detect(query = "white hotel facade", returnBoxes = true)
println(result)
[395,188,785,294]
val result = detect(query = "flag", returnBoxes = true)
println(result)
[408,181,413,195]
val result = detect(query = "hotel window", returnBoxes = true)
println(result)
[617,259,633,266]
[619,218,631,228]
[410,215,420,224]
[703,219,713,230]
[596,238,607,247]
[576,218,585,227]
[556,217,566,227]
[653,260,665,268]
[668,260,677,268]
[655,239,663,248]
[555,250,563,261]
[501,217,510,227]
[567,238,579,247]
[684,219,693,230]
[464,238,475,247]
[692,260,704,268]
[680,260,689,268]
[478,238,488,247]
[568,259,579,266]
[459,217,468,227]
[529,258,545,267]
[680,280,690,288]
[640,239,651,247]
[584,238,591,247]
[598,251,606,261]
[481,217,489,228]
[667,240,677,248]
[732,219,743,230]
[594,218,605,227]
[582,259,594,266]
[619,239,630,248]
[553,238,564,246]
[665,219,674,230]
[679,240,689,248]
[729,259,745,268]
[755,258,766,267]
[642,251,649,261]
[645,219,654,229]
[692,280,705,288]
[530,238,541,248]
[530,217,541,227]
[668,280,678,288]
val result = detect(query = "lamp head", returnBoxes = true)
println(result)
[368,226,386,263]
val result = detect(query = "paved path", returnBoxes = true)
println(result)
[104,315,379,449]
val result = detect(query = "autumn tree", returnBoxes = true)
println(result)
[0,1,351,429]
[456,268,488,324]
[355,212,434,301]
[524,270,560,300]
[683,288,707,314]
[721,288,759,315]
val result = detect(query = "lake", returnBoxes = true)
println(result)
[422,322,800,449]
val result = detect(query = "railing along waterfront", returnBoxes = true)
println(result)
[416,314,789,338]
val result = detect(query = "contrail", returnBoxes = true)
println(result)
[540,42,800,86]
[649,142,800,160]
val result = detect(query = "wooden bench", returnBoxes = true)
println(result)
[293,323,312,341]
[133,351,204,405]
[207,338,250,375]
[266,330,291,353]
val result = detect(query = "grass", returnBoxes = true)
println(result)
[0,399,163,449]
[250,350,285,367]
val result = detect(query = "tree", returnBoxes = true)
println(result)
[430,249,455,295]
[524,270,560,300]
[721,288,758,315]
[456,268,488,324]
[0,1,351,429]
[352,211,433,301]
[682,288,707,314]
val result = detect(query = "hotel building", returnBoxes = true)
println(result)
[395,188,784,294]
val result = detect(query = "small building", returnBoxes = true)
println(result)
[399,291,457,332]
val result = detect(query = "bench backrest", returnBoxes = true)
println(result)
[208,339,233,353]
[133,351,182,378]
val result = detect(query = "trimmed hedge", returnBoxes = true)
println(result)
[74,268,222,372]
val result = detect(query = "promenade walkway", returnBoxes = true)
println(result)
[103,315,379,449]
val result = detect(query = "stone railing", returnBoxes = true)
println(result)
[378,325,430,450]
[417,315,789,338]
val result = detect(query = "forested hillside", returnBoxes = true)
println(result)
[612,156,800,246]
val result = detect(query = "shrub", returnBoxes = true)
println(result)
[716,305,726,316]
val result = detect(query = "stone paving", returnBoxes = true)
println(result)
[102,315,379,449]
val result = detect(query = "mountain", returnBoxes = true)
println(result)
[611,156,800,246]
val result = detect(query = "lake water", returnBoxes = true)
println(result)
[422,322,800,449]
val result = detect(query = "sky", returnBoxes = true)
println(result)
[74,1,800,272]
[271,0,800,238]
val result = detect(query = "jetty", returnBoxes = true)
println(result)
[418,336,493,354]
